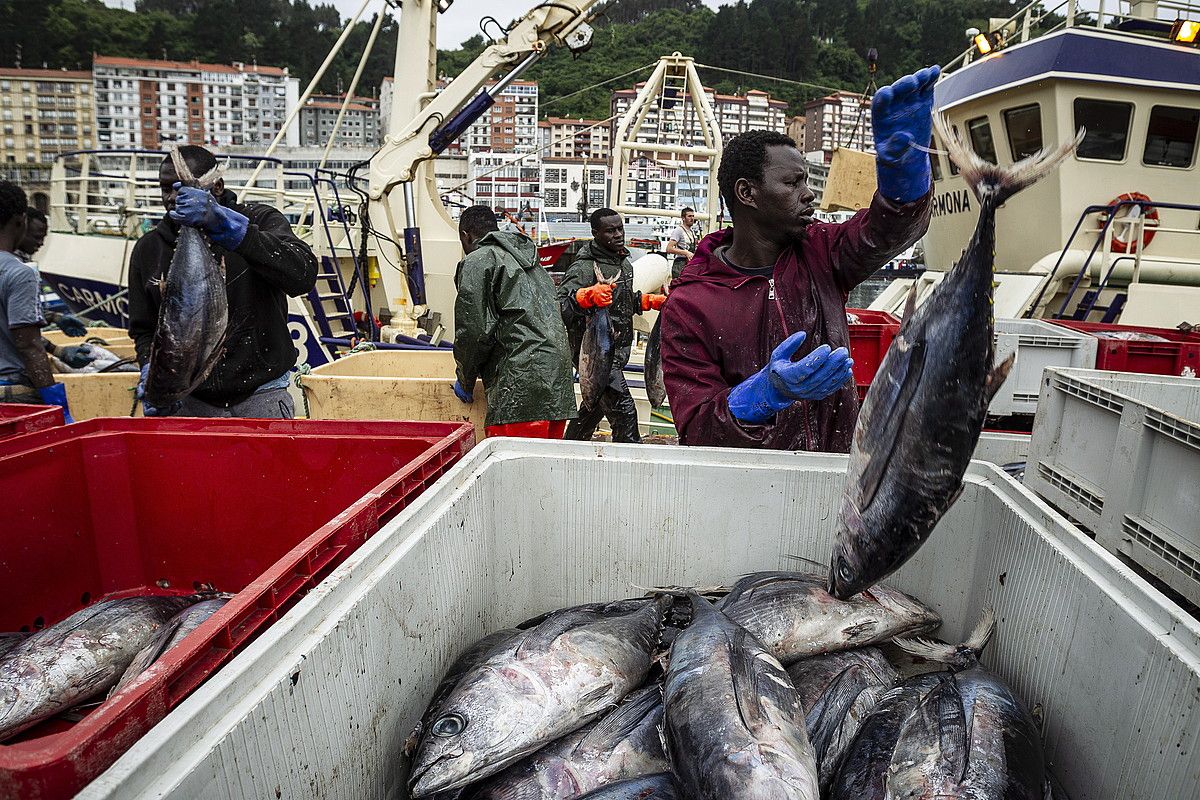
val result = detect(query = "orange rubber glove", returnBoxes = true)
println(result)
[641,293,666,311]
[576,283,614,309]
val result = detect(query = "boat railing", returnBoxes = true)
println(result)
[945,0,1200,72]
[47,149,336,240]
[1026,196,1200,320]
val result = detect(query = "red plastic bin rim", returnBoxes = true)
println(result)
[0,403,64,438]
[847,307,901,325]
[1047,319,1200,343]
[0,418,474,796]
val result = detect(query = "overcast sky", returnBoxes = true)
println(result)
[99,1,726,48]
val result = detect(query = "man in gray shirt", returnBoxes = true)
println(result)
[0,182,73,420]
[665,206,698,280]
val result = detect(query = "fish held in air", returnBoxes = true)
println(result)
[408,598,667,797]
[644,313,667,408]
[469,684,668,799]
[714,571,940,664]
[829,119,1083,600]
[786,647,899,791]
[143,146,230,409]
[0,595,206,741]
[663,593,819,800]
[578,265,618,411]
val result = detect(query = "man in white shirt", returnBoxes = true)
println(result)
[665,206,698,279]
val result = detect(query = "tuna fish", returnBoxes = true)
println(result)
[714,572,940,664]
[575,773,679,799]
[143,146,229,408]
[111,598,228,694]
[644,314,667,408]
[885,611,1048,799]
[0,634,28,660]
[786,647,899,790]
[409,599,667,797]
[663,594,819,799]
[0,595,204,741]
[578,265,618,411]
[469,684,668,799]
[828,119,1083,600]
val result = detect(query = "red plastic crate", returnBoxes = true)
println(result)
[847,308,901,400]
[1048,320,1200,376]
[0,417,474,798]
[0,403,62,440]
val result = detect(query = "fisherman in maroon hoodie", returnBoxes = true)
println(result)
[660,66,938,451]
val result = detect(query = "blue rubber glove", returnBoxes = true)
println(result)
[727,331,855,425]
[135,363,181,417]
[169,183,249,250]
[36,382,75,424]
[57,344,96,368]
[872,65,940,204]
[57,314,88,337]
[452,379,474,404]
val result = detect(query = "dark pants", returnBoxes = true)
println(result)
[0,382,41,404]
[172,387,295,418]
[566,368,641,444]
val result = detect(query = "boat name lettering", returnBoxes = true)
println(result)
[57,283,130,320]
[932,189,972,217]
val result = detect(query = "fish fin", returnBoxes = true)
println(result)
[716,571,820,609]
[901,280,919,320]
[984,353,1015,404]
[180,318,231,398]
[856,337,927,511]
[934,115,1083,207]
[896,675,969,783]
[577,682,615,716]
[842,620,879,644]
[515,608,601,657]
[892,608,995,670]
[729,628,769,730]
[111,616,184,695]
[803,664,866,764]
[577,685,662,753]
[169,146,196,187]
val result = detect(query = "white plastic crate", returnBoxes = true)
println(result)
[991,319,1097,416]
[1026,368,1200,605]
[83,441,1200,800]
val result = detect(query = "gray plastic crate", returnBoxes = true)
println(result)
[1026,368,1200,604]
[990,319,1097,416]
[83,441,1200,800]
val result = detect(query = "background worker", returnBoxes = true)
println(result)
[660,66,938,451]
[14,207,94,365]
[665,206,698,280]
[128,145,317,417]
[558,208,666,444]
[451,205,576,438]
[0,182,73,420]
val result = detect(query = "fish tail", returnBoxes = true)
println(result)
[892,607,996,670]
[934,115,1082,207]
[168,145,224,189]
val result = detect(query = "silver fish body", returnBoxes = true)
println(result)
[409,600,666,797]
[787,647,899,790]
[112,598,228,694]
[664,594,819,800]
[885,668,1047,800]
[469,684,667,800]
[579,307,615,411]
[575,773,679,799]
[715,572,940,664]
[0,595,201,741]
[829,121,1080,600]
[644,314,666,408]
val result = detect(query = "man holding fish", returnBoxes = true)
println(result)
[127,145,317,418]
[660,67,939,451]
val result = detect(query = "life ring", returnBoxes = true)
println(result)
[1104,192,1158,253]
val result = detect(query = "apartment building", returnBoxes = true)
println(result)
[92,56,299,150]
[539,116,611,160]
[299,94,380,147]
[541,158,608,221]
[0,68,95,164]
[802,91,873,163]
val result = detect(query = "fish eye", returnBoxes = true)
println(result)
[838,560,854,582]
[431,713,466,738]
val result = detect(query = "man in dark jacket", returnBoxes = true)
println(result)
[660,67,938,451]
[128,146,317,417]
[558,208,666,444]
[451,205,576,438]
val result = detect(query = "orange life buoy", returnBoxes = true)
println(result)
[1104,192,1158,253]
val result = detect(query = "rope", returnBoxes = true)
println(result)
[539,61,658,111]
[346,341,378,355]
[294,362,313,418]
[692,63,854,97]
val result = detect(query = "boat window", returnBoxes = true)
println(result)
[967,117,998,164]
[1143,105,1199,168]
[1003,104,1043,160]
[1073,99,1133,161]
[929,136,943,182]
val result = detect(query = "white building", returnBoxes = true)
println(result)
[467,151,542,223]
[802,91,873,164]
[540,158,608,221]
[92,56,299,150]
[299,94,380,148]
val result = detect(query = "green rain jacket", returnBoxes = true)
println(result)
[453,231,578,427]
[557,240,643,370]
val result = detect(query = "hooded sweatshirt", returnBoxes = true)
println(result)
[660,191,931,452]
[454,230,577,427]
